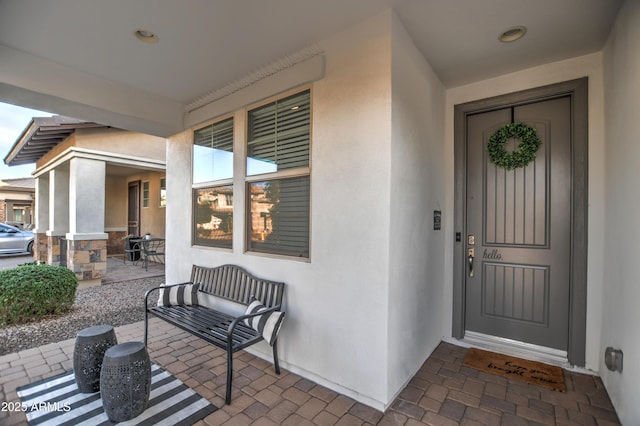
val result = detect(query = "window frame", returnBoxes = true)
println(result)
[192,184,234,249]
[245,173,311,259]
[191,113,235,250]
[142,181,150,208]
[159,177,166,208]
[193,116,235,184]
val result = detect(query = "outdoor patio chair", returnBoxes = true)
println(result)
[140,238,165,271]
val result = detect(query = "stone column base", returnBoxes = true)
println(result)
[67,239,107,285]
[46,235,63,265]
[35,233,48,263]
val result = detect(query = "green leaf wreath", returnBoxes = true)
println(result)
[487,122,541,170]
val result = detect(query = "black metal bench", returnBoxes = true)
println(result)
[144,264,285,404]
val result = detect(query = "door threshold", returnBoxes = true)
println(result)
[461,331,569,368]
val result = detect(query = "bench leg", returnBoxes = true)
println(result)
[225,347,233,405]
[143,309,149,346]
[273,338,281,375]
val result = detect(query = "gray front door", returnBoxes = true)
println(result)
[464,97,571,350]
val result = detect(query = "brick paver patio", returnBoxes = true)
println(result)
[0,319,620,425]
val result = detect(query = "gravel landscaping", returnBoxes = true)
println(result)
[0,276,164,356]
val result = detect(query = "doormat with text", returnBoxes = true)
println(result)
[463,348,566,392]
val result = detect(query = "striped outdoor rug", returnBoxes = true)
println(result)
[16,364,217,426]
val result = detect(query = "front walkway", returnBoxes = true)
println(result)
[102,255,165,284]
[0,320,620,425]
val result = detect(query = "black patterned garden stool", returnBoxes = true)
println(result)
[100,341,151,422]
[73,325,117,393]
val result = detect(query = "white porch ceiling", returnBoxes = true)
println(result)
[0,0,623,136]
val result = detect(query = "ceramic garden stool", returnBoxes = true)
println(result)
[100,341,151,422]
[73,325,118,393]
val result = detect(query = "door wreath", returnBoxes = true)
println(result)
[487,122,541,170]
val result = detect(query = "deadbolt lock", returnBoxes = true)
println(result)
[467,235,475,245]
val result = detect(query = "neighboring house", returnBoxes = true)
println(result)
[4,116,166,286]
[1,2,639,423]
[0,177,35,228]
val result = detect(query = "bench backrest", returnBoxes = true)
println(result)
[191,264,284,308]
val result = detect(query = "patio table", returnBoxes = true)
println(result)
[131,237,165,271]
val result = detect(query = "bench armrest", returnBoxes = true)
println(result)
[227,305,282,342]
[144,282,194,308]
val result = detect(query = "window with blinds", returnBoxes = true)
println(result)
[192,117,234,249]
[246,89,311,258]
[248,176,310,257]
[193,117,234,183]
[247,90,310,176]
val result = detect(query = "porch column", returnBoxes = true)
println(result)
[24,205,33,227]
[4,201,13,221]
[46,168,69,265]
[34,175,49,262]
[66,157,107,287]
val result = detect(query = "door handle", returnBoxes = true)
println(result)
[468,248,475,277]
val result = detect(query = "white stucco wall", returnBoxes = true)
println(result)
[600,2,640,423]
[167,12,395,409]
[444,53,607,372]
[0,190,33,202]
[75,128,166,161]
[387,14,446,402]
[36,128,165,170]
[104,175,126,229]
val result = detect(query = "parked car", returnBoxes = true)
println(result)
[0,223,34,254]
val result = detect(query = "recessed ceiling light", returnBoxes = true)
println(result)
[498,26,527,43]
[134,29,159,43]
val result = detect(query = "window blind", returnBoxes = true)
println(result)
[248,176,310,257]
[193,117,234,183]
[194,117,234,151]
[247,90,310,174]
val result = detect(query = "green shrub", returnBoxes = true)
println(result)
[0,264,78,326]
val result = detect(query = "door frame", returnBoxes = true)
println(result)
[128,180,141,236]
[452,78,588,366]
